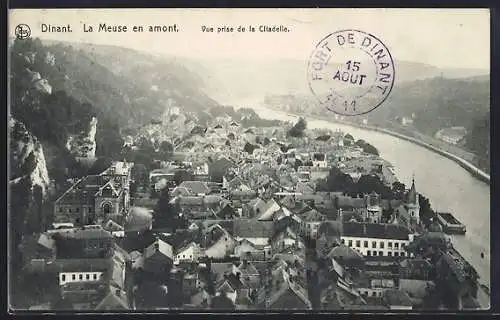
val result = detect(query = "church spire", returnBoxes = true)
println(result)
[408,174,417,204]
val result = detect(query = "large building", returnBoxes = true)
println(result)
[340,221,415,258]
[54,161,134,227]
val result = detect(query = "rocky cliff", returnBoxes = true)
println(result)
[9,117,52,237]
[65,116,98,158]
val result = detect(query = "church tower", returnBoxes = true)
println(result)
[407,175,420,225]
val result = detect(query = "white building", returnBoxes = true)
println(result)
[340,221,415,258]
[174,242,204,264]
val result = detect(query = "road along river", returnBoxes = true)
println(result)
[249,105,491,290]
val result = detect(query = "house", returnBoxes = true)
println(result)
[242,197,267,218]
[233,219,274,249]
[103,219,125,238]
[234,239,265,260]
[382,289,413,310]
[215,272,244,302]
[237,260,262,289]
[256,199,281,221]
[340,222,415,258]
[295,181,315,194]
[226,176,251,192]
[256,267,311,310]
[316,221,342,258]
[53,226,114,259]
[320,282,367,310]
[270,226,303,254]
[203,224,237,259]
[59,248,130,310]
[300,209,327,239]
[177,181,211,196]
[174,242,203,265]
[143,239,174,274]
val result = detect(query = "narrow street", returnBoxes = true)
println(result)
[305,238,320,309]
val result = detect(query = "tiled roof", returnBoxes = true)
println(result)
[37,233,55,250]
[233,219,274,238]
[144,239,173,260]
[327,244,364,261]
[342,222,412,240]
[211,262,238,283]
[318,221,342,237]
[178,181,211,195]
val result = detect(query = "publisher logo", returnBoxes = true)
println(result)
[15,24,31,40]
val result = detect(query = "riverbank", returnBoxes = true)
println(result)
[333,120,490,185]
[279,109,490,185]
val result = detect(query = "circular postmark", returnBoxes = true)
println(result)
[307,29,395,116]
[15,24,31,40]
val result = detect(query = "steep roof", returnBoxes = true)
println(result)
[178,181,211,195]
[301,209,326,222]
[144,239,173,260]
[327,244,364,261]
[233,219,274,238]
[342,222,412,240]
[407,177,418,205]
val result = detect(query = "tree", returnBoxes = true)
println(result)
[353,174,392,199]
[418,193,434,227]
[287,117,307,138]
[318,167,354,192]
[263,137,271,146]
[210,292,235,310]
[153,188,176,229]
[158,141,174,159]
[392,181,406,200]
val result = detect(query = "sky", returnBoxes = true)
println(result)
[9,8,490,70]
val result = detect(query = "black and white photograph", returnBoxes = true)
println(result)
[8,8,490,312]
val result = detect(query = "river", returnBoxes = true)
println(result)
[248,105,491,289]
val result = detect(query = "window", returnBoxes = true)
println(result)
[59,207,63,212]
[72,274,76,280]
[366,250,371,256]
[373,251,377,256]
[364,241,368,248]
[89,207,93,213]
[341,239,345,244]
[372,292,377,297]
[388,242,393,248]
[69,208,72,213]
[401,252,406,257]
[183,255,186,259]
[62,274,66,282]
[379,251,383,256]
[79,274,83,280]
[356,240,361,247]
[348,240,353,247]
[76,207,80,212]
[395,243,399,249]
[388,251,392,256]
[93,274,97,280]
[86,274,90,280]
[380,241,384,249]
[372,241,377,249]
[394,252,399,257]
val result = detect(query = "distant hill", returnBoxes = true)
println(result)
[364,76,490,136]
[184,58,489,105]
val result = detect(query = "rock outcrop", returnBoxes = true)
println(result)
[65,116,98,159]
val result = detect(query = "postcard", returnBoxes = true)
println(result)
[8,8,490,312]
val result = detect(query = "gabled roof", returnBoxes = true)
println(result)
[233,219,274,238]
[37,233,55,250]
[144,239,173,260]
[178,181,211,195]
[327,244,364,261]
[94,285,129,310]
[342,222,412,240]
